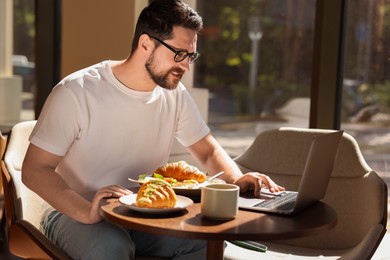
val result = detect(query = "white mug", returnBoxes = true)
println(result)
[201,183,239,220]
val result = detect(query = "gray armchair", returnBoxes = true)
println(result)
[225,127,387,259]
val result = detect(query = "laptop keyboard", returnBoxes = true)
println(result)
[254,192,297,211]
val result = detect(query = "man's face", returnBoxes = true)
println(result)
[145,50,185,90]
[145,27,198,90]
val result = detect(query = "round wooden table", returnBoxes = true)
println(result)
[100,198,337,260]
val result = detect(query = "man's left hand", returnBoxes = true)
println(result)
[233,172,285,197]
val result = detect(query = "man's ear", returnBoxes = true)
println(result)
[138,34,152,51]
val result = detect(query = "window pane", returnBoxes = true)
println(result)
[14,0,35,121]
[341,0,390,177]
[195,0,315,156]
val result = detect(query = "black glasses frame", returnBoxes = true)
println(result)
[150,36,200,64]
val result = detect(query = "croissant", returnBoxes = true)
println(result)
[136,179,177,208]
[155,161,207,183]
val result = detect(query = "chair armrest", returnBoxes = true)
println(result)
[9,220,71,260]
[341,224,387,260]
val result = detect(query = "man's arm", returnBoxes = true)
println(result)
[22,144,129,224]
[187,133,243,183]
[187,133,284,195]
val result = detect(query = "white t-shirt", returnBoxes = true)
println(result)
[30,60,210,200]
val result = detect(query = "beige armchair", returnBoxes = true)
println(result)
[224,127,387,259]
[1,121,168,260]
[1,120,71,259]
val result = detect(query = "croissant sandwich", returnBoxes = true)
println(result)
[136,179,177,209]
[155,161,207,183]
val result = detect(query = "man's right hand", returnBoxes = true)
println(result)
[89,185,133,223]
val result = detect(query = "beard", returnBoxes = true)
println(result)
[145,51,185,90]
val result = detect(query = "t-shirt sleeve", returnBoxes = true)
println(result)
[175,88,210,147]
[29,84,82,156]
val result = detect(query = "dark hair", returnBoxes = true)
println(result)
[131,0,203,53]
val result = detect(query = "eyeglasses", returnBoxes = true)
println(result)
[150,36,200,64]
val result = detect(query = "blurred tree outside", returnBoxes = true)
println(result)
[13,0,35,94]
[195,0,390,121]
[342,0,390,124]
[195,0,314,116]
[13,0,35,61]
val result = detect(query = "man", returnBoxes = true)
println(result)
[22,0,284,259]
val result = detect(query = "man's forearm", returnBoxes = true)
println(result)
[203,146,243,184]
[22,166,93,224]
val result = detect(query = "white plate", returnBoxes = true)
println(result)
[119,194,194,214]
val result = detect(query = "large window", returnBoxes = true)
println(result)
[341,0,390,176]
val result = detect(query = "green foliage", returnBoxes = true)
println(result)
[13,0,35,60]
[382,4,390,27]
[366,81,390,112]
[341,81,390,119]
[231,83,249,114]
[231,74,309,115]
[196,0,316,116]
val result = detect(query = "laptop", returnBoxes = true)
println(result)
[238,130,343,215]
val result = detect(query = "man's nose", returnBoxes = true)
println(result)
[178,57,191,72]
